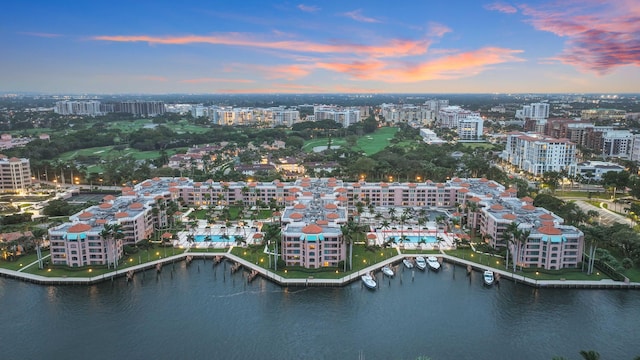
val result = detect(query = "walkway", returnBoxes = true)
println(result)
[1,250,638,289]
[17,254,51,272]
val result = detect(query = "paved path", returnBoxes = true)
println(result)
[17,254,51,272]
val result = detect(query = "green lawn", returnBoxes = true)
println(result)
[302,138,347,152]
[19,246,186,277]
[302,127,398,155]
[0,250,50,271]
[444,248,612,281]
[462,142,495,149]
[57,146,186,171]
[354,127,398,155]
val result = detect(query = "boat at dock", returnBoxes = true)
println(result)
[415,256,427,271]
[403,258,414,269]
[382,266,394,277]
[426,256,441,271]
[361,274,377,289]
[483,270,495,286]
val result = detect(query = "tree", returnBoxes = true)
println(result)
[541,171,562,193]
[100,223,124,269]
[340,220,359,272]
[602,170,629,201]
[503,221,520,271]
[578,350,600,360]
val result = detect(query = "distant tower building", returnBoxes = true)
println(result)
[437,106,479,129]
[0,154,32,192]
[54,100,103,116]
[117,101,165,116]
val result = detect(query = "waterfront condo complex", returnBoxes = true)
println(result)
[49,176,584,271]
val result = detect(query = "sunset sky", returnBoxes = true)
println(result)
[1,0,639,94]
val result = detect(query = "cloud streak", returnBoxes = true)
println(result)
[92,33,429,58]
[316,47,524,82]
[520,0,640,73]
[484,2,518,14]
[340,9,381,23]
[297,4,320,13]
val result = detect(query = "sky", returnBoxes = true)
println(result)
[1,0,639,94]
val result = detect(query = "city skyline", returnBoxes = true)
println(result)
[1,0,639,94]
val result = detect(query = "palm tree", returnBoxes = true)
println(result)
[513,229,531,272]
[100,223,123,269]
[578,350,600,360]
[340,220,358,271]
[503,221,520,271]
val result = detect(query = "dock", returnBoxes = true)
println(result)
[1,252,639,289]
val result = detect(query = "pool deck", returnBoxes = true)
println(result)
[2,249,638,289]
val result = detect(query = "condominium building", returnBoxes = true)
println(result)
[380,103,432,125]
[518,103,550,133]
[457,116,484,141]
[472,195,583,270]
[437,106,480,129]
[0,155,31,192]
[581,108,626,121]
[116,101,165,117]
[54,100,103,116]
[314,106,360,128]
[503,132,577,176]
[49,176,583,270]
[516,103,550,121]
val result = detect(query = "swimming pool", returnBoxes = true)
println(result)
[385,235,437,243]
[194,234,239,242]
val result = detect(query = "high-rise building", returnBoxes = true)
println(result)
[314,106,360,127]
[437,106,479,129]
[116,101,165,116]
[457,116,484,141]
[503,132,577,176]
[54,100,103,116]
[0,155,31,192]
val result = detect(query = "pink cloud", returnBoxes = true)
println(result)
[340,9,381,23]
[217,83,327,94]
[484,2,518,14]
[427,22,452,38]
[520,0,640,73]
[181,78,254,84]
[297,4,320,13]
[92,33,429,58]
[316,47,524,82]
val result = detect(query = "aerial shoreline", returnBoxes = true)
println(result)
[1,251,637,290]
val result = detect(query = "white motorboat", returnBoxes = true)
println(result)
[361,274,377,289]
[403,258,414,269]
[483,270,495,286]
[426,256,441,271]
[382,266,394,277]
[415,256,427,271]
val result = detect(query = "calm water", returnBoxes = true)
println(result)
[194,234,238,242]
[1,261,639,360]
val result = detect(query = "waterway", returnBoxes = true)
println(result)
[1,260,639,360]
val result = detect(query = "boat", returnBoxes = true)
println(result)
[426,256,441,271]
[403,258,414,269]
[415,256,427,271]
[361,274,377,289]
[483,270,495,286]
[382,266,394,277]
